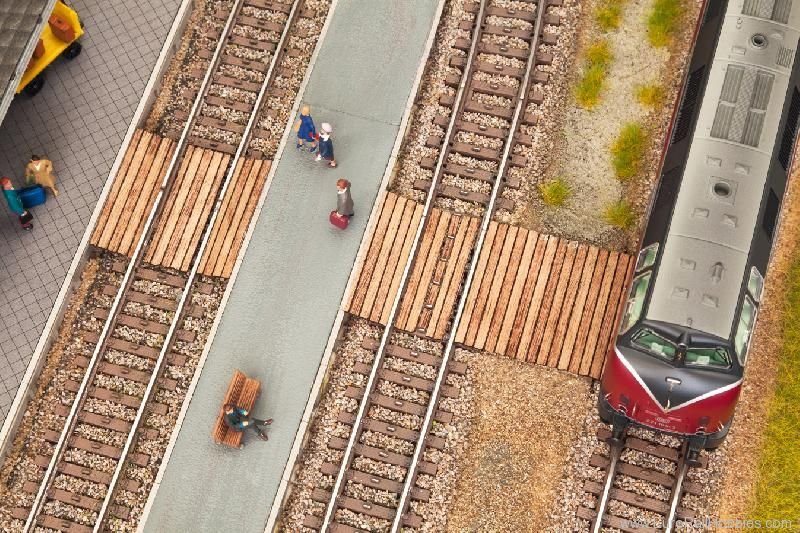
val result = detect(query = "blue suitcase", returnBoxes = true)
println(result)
[20,185,46,208]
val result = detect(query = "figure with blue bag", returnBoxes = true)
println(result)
[222,403,272,442]
[294,105,317,153]
[1,177,33,230]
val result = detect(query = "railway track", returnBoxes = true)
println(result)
[10,0,311,530]
[578,428,704,533]
[301,0,563,530]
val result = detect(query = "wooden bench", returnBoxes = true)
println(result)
[212,369,261,448]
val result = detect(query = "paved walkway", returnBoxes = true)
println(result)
[143,1,440,531]
[0,0,182,418]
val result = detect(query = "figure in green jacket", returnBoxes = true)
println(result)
[1,177,33,230]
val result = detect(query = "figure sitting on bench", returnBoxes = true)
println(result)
[223,403,273,442]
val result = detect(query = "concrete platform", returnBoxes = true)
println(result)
[142,1,441,531]
[0,0,183,419]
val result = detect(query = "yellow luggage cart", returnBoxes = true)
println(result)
[17,1,84,97]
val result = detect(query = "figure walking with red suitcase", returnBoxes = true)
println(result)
[1,177,33,230]
[330,178,354,229]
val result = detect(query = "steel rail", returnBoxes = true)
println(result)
[92,1,305,529]
[592,435,623,533]
[317,0,489,529]
[390,1,547,530]
[665,447,689,533]
[20,2,246,529]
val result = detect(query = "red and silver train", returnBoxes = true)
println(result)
[599,0,800,459]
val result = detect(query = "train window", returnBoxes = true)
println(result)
[636,243,659,272]
[632,328,676,361]
[619,273,652,334]
[685,347,731,368]
[735,296,758,364]
[748,267,764,302]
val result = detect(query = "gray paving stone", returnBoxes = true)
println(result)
[0,0,183,421]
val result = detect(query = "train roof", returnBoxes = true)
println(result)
[0,0,56,126]
[646,1,800,339]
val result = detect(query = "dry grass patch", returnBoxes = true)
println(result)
[647,0,685,47]
[611,122,647,179]
[595,0,627,31]
[603,199,636,229]
[539,178,572,207]
[636,83,665,108]
[574,40,613,109]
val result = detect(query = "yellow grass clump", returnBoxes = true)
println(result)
[574,40,613,110]
[596,0,626,31]
[611,122,647,180]
[636,84,665,108]
[647,0,685,47]
[539,178,572,207]
[603,200,636,229]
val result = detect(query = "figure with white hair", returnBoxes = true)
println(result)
[316,122,337,167]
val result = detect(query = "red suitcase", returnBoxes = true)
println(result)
[329,210,348,229]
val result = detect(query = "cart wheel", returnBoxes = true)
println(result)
[23,75,45,97]
[64,41,82,60]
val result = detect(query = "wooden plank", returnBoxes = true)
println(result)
[164,149,216,268]
[145,146,195,264]
[565,246,600,373]
[200,158,250,277]
[409,212,456,334]
[474,225,518,350]
[432,216,479,338]
[177,151,229,270]
[550,243,590,368]
[395,208,443,330]
[349,193,398,315]
[132,139,174,257]
[574,249,610,374]
[581,251,619,376]
[591,255,633,378]
[370,198,416,323]
[404,211,454,331]
[463,223,507,346]
[117,137,174,255]
[381,203,423,325]
[93,130,144,248]
[534,240,576,366]
[98,131,152,250]
[484,227,529,353]
[220,159,270,277]
[495,231,537,355]
[545,242,586,367]
[514,236,558,360]
[503,234,547,357]
[427,214,470,337]
[109,135,161,252]
[455,221,497,343]
[362,196,408,321]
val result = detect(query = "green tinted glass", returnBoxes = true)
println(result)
[636,243,659,272]
[748,267,763,302]
[685,347,731,368]
[735,297,757,364]
[619,273,652,334]
[632,329,676,360]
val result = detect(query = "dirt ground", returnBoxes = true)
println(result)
[445,354,592,532]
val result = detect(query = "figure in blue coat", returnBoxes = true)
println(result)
[1,177,33,230]
[222,403,272,442]
[294,105,317,153]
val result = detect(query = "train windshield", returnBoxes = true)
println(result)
[631,328,731,369]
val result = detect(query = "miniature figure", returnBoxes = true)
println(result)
[222,403,273,442]
[25,155,58,196]
[316,122,337,167]
[1,177,33,230]
[336,178,354,218]
[294,105,317,152]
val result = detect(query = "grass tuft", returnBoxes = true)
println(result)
[539,178,572,207]
[574,41,613,109]
[611,122,646,180]
[647,0,685,47]
[750,258,800,521]
[603,200,636,229]
[636,84,665,108]
[595,0,626,32]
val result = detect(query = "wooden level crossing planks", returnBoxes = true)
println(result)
[455,223,634,379]
[347,193,424,324]
[199,158,271,278]
[144,145,231,271]
[91,129,176,256]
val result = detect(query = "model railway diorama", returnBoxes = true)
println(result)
[0,0,797,531]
